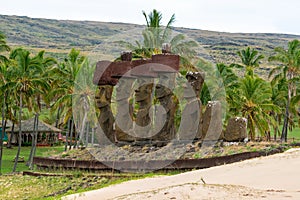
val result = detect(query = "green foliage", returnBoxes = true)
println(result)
[235,47,264,77]
[268,39,300,141]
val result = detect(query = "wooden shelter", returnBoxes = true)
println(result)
[7,118,62,146]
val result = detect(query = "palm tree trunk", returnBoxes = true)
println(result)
[78,109,88,147]
[281,80,292,142]
[7,110,16,148]
[27,114,37,166]
[69,118,74,150]
[27,113,38,169]
[91,127,95,146]
[65,118,71,151]
[281,102,289,142]
[85,122,89,147]
[13,93,22,172]
[29,114,38,170]
[274,115,279,141]
[55,107,61,128]
[0,96,5,175]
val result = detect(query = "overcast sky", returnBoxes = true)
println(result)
[1,0,300,35]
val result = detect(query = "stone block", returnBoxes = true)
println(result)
[224,117,247,142]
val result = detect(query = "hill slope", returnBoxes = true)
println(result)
[1,14,299,66]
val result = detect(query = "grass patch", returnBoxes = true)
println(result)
[1,146,65,174]
[288,126,300,141]
[0,171,178,200]
[270,125,300,141]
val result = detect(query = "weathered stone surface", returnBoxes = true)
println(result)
[95,85,115,144]
[202,101,222,141]
[93,61,118,86]
[185,71,205,98]
[151,54,180,71]
[134,78,154,140]
[183,71,205,139]
[152,73,178,141]
[131,59,158,78]
[224,117,247,142]
[162,43,172,53]
[120,51,132,61]
[156,73,176,98]
[115,78,135,142]
[111,61,132,78]
[95,85,113,108]
[177,98,200,140]
[98,106,115,144]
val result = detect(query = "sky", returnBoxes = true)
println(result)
[1,0,300,35]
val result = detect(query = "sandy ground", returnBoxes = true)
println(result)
[63,148,300,200]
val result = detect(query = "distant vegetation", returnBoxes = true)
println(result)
[0,14,299,69]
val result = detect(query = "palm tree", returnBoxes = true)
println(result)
[0,61,12,174]
[269,76,287,140]
[235,47,264,77]
[269,39,300,142]
[127,10,198,72]
[0,32,10,174]
[235,76,279,140]
[215,63,239,118]
[0,32,10,65]
[72,59,97,147]
[142,9,175,45]
[49,48,85,147]
[49,48,85,124]
[7,48,52,172]
[27,51,56,169]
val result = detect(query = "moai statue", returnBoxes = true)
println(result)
[131,60,157,141]
[185,71,205,99]
[151,53,180,142]
[95,85,115,144]
[93,61,118,144]
[185,72,205,139]
[114,77,135,141]
[154,72,177,141]
[202,101,223,143]
[112,52,135,141]
[177,79,200,141]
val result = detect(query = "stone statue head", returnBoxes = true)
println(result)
[156,72,176,98]
[135,78,153,102]
[96,85,113,108]
[116,78,135,101]
[185,72,205,95]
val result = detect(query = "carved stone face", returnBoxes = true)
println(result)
[116,78,134,101]
[135,79,153,102]
[156,73,175,98]
[182,82,196,99]
[96,85,113,108]
[186,72,205,96]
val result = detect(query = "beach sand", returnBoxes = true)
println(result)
[63,148,300,200]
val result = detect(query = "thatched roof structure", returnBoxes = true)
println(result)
[0,120,13,128]
[7,118,61,133]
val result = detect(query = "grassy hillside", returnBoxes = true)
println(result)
[1,14,300,68]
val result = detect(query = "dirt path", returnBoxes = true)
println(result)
[63,148,300,200]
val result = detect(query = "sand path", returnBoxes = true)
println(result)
[63,148,300,200]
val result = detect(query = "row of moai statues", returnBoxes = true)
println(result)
[93,47,225,144]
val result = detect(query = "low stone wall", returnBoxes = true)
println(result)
[33,148,283,172]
